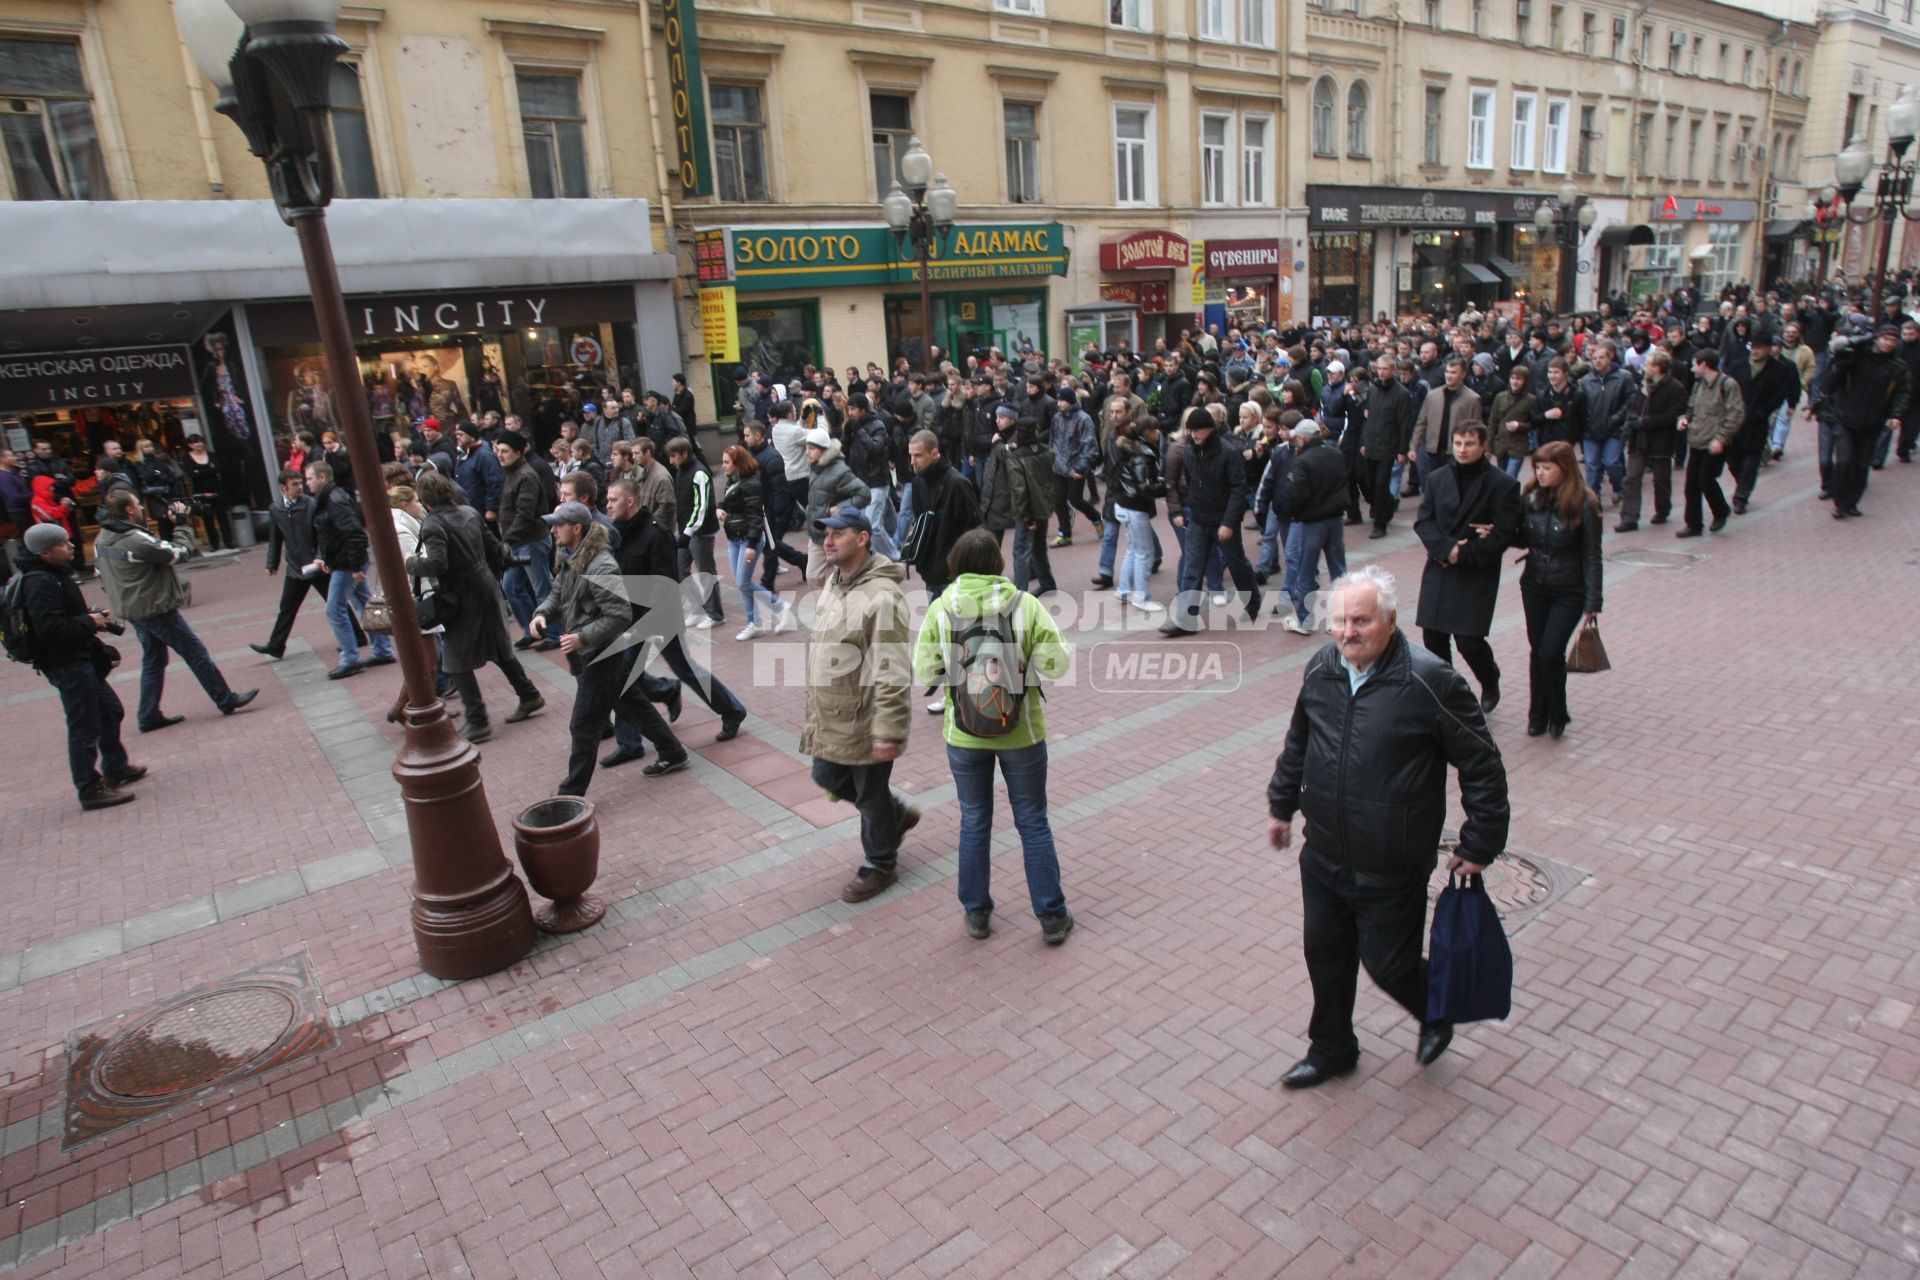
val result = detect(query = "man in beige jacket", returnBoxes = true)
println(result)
[1677,348,1745,537]
[1412,357,1485,477]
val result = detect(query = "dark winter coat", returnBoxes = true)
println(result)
[1358,378,1415,460]
[906,455,981,577]
[804,441,870,544]
[720,472,764,543]
[1517,490,1603,614]
[1279,441,1349,525]
[1818,342,1912,432]
[844,413,895,488]
[310,482,369,571]
[407,502,515,674]
[454,443,504,518]
[1531,380,1584,446]
[977,436,1017,534]
[1729,355,1799,458]
[265,493,317,574]
[1412,457,1522,638]
[1110,437,1161,517]
[1181,431,1250,527]
[1575,366,1636,443]
[1487,390,1536,461]
[1627,374,1687,459]
[13,551,108,671]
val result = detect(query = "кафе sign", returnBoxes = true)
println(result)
[705,223,1069,292]
[0,344,197,413]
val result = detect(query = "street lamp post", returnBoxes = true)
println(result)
[178,0,537,979]
[1532,178,1598,316]
[1834,86,1920,321]
[880,138,958,373]
[1808,184,1845,287]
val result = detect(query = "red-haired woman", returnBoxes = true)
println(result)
[717,443,792,639]
[1516,439,1603,738]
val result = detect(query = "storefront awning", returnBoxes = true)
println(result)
[1596,224,1657,248]
[1459,262,1501,286]
[1689,243,1717,261]
[1764,219,1804,240]
[1486,256,1524,281]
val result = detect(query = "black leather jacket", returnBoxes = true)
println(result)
[1267,630,1510,877]
[1517,491,1603,613]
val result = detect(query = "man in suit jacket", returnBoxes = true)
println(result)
[250,468,361,660]
[1412,357,1486,479]
[1412,421,1523,711]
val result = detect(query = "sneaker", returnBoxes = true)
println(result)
[1040,909,1074,946]
[79,782,136,811]
[1210,592,1229,606]
[840,864,897,903]
[926,696,946,714]
[965,909,992,940]
[504,695,545,724]
[1133,599,1163,614]
[1049,534,1071,548]
[773,603,798,633]
[696,617,717,630]
[1280,615,1311,635]
[642,753,690,778]
[735,623,766,641]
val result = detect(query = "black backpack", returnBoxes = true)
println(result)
[1,574,38,666]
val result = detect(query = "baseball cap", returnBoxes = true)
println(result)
[803,426,832,448]
[24,523,69,554]
[1326,360,1346,376]
[541,500,595,527]
[581,402,598,415]
[813,507,872,534]
[1290,420,1324,441]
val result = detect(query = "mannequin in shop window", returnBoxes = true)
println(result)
[415,353,468,423]
[181,436,230,552]
[287,363,333,434]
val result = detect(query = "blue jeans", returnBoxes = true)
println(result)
[1097,510,1121,576]
[948,740,1065,919]
[893,481,916,548]
[867,485,900,559]
[1500,456,1524,477]
[1283,517,1348,625]
[326,569,393,667]
[1769,403,1794,452]
[1256,508,1285,577]
[1010,522,1054,592]
[729,536,781,625]
[502,535,552,637]
[1114,507,1155,602]
[131,608,237,726]
[1583,437,1625,498]
[1174,508,1224,592]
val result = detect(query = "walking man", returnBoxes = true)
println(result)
[1822,322,1911,520]
[251,468,346,659]
[93,489,258,731]
[1359,354,1415,538]
[1277,420,1349,634]
[1411,422,1522,711]
[1266,565,1509,1087]
[494,431,553,648]
[305,460,396,676]
[802,508,917,904]
[1675,349,1744,538]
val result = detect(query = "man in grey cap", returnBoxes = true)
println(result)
[12,523,145,809]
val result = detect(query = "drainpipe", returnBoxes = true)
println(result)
[636,0,677,252]
[169,0,227,194]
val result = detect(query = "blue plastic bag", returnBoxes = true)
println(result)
[1426,873,1513,1024]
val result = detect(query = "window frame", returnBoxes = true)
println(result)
[1576,102,1596,173]
[1311,77,1338,157]
[0,33,115,201]
[514,68,593,199]
[1241,111,1272,205]
[326,58,380,199]
[1542,96,1569,173]
[1241,0,1275,48]
[1002,98,1041,204]
[1424,84,1446,165]
[1196,0,1232,41]
[994,0,1044,13]
[1200,109,1233,205]
[1109,0,1152,28]
[1467,86,1496,170]
[869,89,916,198]
[708,80,770,203]
[1113,101,1156,206]
[1581,10,1596,55]
[1510,90,1537,171]
[1346,81,1370,158]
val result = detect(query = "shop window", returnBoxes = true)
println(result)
[1543,97,1568,173]
[1702,223,1742,295]
[1309,230,1373,326]
[1002,101,1041,203]
[711,82,769,203]
[870,91,914,195]
[1242,0,1274,47]
[1577,104,1596,173]
[1114,103,1154,204]
[1197,0,1230,41]
[1346,83,1369,158]
[1510,92,1535,170]
[1201,112,1231,204]
[1311,78,1336,157]
[0,37,111,200]
[1644,224,1682,280]
[1109,0,1150,30]
[1241,114,1271,204]
[1467,86,1494,169]
[329,63,379,199]
[1423,86,1445,164]
[516,72,590,199]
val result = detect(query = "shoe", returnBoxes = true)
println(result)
[898,803,921,835]
[221,689,259,715]
[461,721,493,743]
[643,754,690,778]
[1210,592,1229,606]
[1548,720,1566,740]
[1842,507,1864,518]
[513,635,537,650]
[79,782,136,811]
[716,715,744,742]
[1280,615,1311,635]
[249,643,283,659]
[1708,515,1728,533]
[1872,462,1885,471]
[1049,534,1071,548]
[504,695,545,724]
[1417,1022,1455,1066]
[1040,909,1074,946]
[735,623,765,641]
[926,696,946,714]
[1254,571,1270,587]
[965,909,992,940]
[367,654,397,667]
[534,638,560,651]
[1344,515,1365,526]
[696,617,717,630]
[1675,527,1704,539]
[1833,508,1849,520]
[1649,515,1669,526]
[1901,454,1913,464]
[327,662,366,679]
[840,864,897,903]
[1771,447,1784,461]
[664,685,683,723]
[1368,528,1388,540]
[1134,599,1163,614]
[1731,499,1747,515]
[600,746,646,768]
[1613,521,1638,533]
[1480,681,1500,715]
[1090,574,1114,588]
[1280,1058,1355,1090]
[773,604,798,633]
[138,714,185,733]
[103,765,148,787]
[1817,490,1830,501]
[1157,620,1189,637]
[1527,721,1547,737]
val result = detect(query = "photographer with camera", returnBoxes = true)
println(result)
[1821,319,1911,520]
[11,523,146,809]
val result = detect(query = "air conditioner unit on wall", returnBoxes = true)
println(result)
[1670,30,1686,47]
[1517,0,1532,18]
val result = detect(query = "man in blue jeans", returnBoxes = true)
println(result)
[494,431,555,650]
[92,489,257,730]
[1275,422,1349,634]
[304,460,395,679]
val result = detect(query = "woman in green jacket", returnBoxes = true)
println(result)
[914,530,1075,945]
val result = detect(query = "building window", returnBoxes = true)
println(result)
[0,37,112,200]
[710,82,769,203]
[1548,4,1563,47]
[1702,223,1742,295]
[1741,48,1752,84]
[1711,120,1725,182]
[1242,113,1270,203]
[1427,0,1442,28]
[1471,0,1485,34]
[1311,78,1337,156]
[1003,101,1039,203]
[1543,97,1568,172]
[1346,82,1369,157]
[328,62,379,199]
[1666,29,1683,71]
[1661,114,1678,179]
[1687,117,1701,176]
[1510,92,1536,169]
[1242,0,1274,45]
[1645,222,1683,282]
[1114,103,1153,204]
[1610,15,1625,59]
[1577,103,1596,173]
[1515,0,1529,43]
[516,71,590,199]
[1717,42,1728,78]
[1424,86,1445,164]
[1734,125,1751,183]
[870,91,913,195]
[1581,10,1596,54]
[1197,0,1230,40]
[1790,59,1802,95]
[1109,0,1150,28]
[1201,111,1231,203]
[1691,36,1703,75]
[1634,111,1651,176]
[995,0,1043,13]
[1638,23,1652,63]
[1467,86,1495,169]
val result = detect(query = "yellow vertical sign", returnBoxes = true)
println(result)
[1190,239,1207,308]
[700,287,739,363]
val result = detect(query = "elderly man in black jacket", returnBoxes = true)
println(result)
[1412,421,1523,711]
[1266,564,1509,1086]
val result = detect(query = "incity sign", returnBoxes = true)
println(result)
[0,344,196,412]
[359,297,551,337]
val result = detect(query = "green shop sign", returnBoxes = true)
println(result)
[723,224,1068,292]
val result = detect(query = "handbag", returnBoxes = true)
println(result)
[1426,872,1513,1024]
[1565,618,1610,674]
[361,593,394,635]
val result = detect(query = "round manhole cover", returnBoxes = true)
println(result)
[95,987,298,1099]
[1608,549,1703,568]
[1430,844,1557,916]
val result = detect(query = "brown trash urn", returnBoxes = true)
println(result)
[511,797,606,934]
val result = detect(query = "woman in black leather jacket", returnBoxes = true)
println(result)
[1515,439,1603,738]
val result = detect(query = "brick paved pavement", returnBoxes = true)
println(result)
[2,448,1917,1277]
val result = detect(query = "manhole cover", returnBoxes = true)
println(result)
[64,952,334,1149]
[1607,549,1703,568]
[1431,837,1587,932]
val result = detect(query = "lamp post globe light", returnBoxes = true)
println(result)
[880,137,958,373]
[1833,85,1920,322]
[178,0,538,979]
[1531,179,1595,315]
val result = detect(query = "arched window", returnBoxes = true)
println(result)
[1790,59,1803,95]
[1346,82,1370,156]
[1312,78,1337,156]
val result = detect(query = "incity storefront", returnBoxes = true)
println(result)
[695,222,1069,411]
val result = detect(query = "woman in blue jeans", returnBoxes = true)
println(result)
[913,530,1075,945]
[716,445,792,640]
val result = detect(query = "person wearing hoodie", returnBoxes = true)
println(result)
[1487,364,1537,478]
[1047,389,1101,546]
[913,529,1074,945]
[801,427,871,582]
[802,508,916,905]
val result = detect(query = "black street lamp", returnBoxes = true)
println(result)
[178,0,537,979]
[880,138,958,373]
[1531,178,1597,316]
[1807,184,1845,287]
[1833,86,1920,322]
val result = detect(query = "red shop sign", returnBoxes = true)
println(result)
[1099,282,1140,304]
[1099,230,1190,272]
[1138,281,1169,314]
